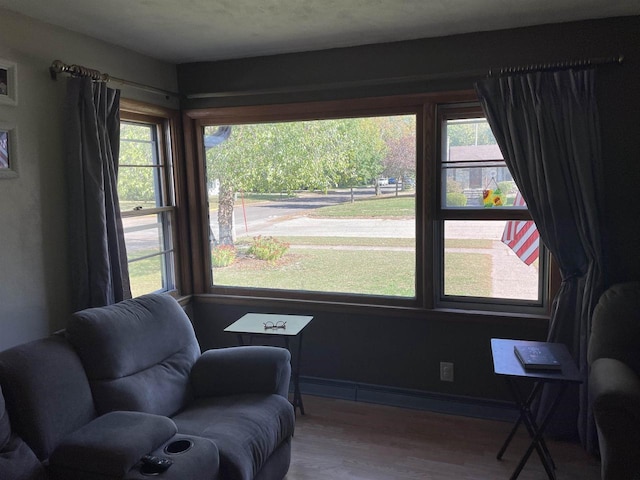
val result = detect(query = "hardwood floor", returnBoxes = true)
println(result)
[285,395,601,480]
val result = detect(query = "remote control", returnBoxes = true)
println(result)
[141,454,173,471]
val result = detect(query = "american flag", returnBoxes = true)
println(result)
[501,192,539,265]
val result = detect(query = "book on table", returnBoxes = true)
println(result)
[514,344,562,370]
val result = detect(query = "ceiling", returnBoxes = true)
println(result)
[1,0,639,64]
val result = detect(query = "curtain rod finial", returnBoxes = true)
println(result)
[49,59,66,80]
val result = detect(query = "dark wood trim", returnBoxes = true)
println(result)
[183,91,478,122]
[182,113,209,293]
[298,376,518,422]
[120,99,191,295]
[193,293,549,327]
[182,89,552,315]
[121,98,178,118]
[421,103,436,309]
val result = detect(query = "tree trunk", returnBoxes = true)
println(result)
[218,183,235,245]
[350,186,355,203]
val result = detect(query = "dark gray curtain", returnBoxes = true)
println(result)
[475,69,605,453]
[64,77,131,311]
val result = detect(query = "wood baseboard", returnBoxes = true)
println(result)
[297,376,519,422]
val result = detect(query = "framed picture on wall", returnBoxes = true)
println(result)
[0,123,18,179]
[0,59,17,106]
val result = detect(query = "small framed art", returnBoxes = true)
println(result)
[0,123,18,179]
[0,59,17,106]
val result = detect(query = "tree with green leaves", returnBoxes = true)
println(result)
[118,123,158,209]
[375,115,416,196]
[205,118,387,245]
[447,120,497,147]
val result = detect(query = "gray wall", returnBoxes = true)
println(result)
[180,16,640,401]
[0,9,178,350]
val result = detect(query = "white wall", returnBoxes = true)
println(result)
[0,9,178,350]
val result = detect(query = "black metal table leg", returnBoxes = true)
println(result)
[508,383,568,480]
[293,332,305,415]
[500,379,556,475]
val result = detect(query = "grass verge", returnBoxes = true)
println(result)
[214,247,416,297]
[443,252,492,297]
[309,195,415,218]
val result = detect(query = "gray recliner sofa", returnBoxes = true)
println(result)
[588,281,640,480]
[0,385,46,480]
[0,294,295,480]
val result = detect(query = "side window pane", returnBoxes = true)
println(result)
[442,118,522,209]
[443,220,540,301]
[119,123,161,211]
[203,115,417,299]
[119,120,175,297]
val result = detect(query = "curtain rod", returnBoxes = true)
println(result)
[49,60,180,99]
[187,53,624,100]
[488,54,624,77]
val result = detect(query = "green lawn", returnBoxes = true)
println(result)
[309,195,415,218]
[443,252,493,297]
[128,255,162,298]
[236,236,415,248]
[445,239,493,249]
[213,240,495,297]
[214,247,416,297]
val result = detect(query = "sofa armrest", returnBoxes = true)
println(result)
[590,357,640,480]
[49,411,177,480]
[591,357,640,416]
[190,346,291,398]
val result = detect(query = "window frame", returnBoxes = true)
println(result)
[119,100,187,298]
[182,91,552,315]
[434,103,549,313]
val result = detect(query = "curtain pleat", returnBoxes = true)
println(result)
[476,69,605,453]
[64,77,131,311]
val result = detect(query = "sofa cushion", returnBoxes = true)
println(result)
[172,393,295,480]
[0,435,46,480]
[0,334,96,460]
[66,294,201,416]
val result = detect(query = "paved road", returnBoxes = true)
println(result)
[210,186,409,238]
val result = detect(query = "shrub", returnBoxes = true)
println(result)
[498,181,516,195]
[446,192,468,207]
[446,179,464,194]
[211,245,237,267]
[248,235,290,262]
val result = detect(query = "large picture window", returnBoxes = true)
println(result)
[202,115,417,301]
[185,94,549,313]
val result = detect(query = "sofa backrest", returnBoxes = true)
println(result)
[0,334,97,461]
[66,294,201,417]
[589,281,640,373]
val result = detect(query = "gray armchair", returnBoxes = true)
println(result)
[588,281,640,480]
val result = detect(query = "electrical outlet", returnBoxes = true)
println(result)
[440,361,454,382]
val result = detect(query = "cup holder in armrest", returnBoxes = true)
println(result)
[164,439,193,455]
